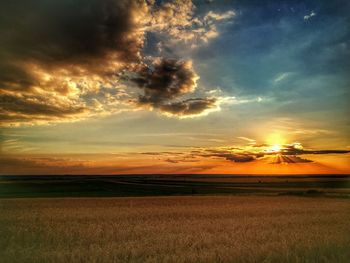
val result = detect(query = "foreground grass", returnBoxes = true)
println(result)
[0,196,349,263]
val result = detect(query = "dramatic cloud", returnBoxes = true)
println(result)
[146,142,350,165]
[198,148,260,163]
[214,153,256,163]
[0,0,235,126]
[0,0,147,125]
[158,98,217,116]
[146,0,235,45]
[129,58,217,116]
[0,93,87,121]
[132,59,199,104]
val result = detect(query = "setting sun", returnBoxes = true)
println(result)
[270,144,282,153]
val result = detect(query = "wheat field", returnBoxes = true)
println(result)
[1,196,349,263]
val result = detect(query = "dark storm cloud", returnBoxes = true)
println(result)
[0,0,139,74]
[131,59,217,116]
[158,98,217,116]
[0,63,38,92]
[0,0,145,124]
[131,59,216,116]
[0,0,235,125]
[132,59,198,104]
[0,94,85,117]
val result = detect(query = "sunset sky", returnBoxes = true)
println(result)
[0,0,349,175]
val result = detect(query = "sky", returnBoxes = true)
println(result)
[0,0,349,175]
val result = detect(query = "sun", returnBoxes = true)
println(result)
[264,144,282,153]
[264,133,286,153]
[270,144,282,153]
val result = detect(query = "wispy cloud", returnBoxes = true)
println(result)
[304,11,316,20]
[274,72,291,83]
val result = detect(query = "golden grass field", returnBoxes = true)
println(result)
[1,196,349,263]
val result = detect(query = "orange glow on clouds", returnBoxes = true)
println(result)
[1,151,349,175]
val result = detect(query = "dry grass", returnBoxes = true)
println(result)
[1,196,349,263]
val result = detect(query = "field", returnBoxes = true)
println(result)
[1,174,349,198]
[1,196,350,263]
[1,175,349,262]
